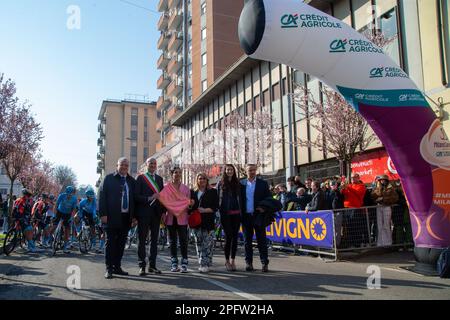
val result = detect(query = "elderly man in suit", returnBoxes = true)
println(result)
[240,164,272,273]
[98,157,136,279]
[135,158,165,276]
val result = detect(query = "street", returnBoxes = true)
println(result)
[1,243,449,300]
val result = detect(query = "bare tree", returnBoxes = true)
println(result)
[53,165,78,192]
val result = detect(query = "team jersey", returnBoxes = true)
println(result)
[32,200,47,219]
[56,193,78,214]
[13,197,33,219]
[46,201,55,218]
[78,198,97,218]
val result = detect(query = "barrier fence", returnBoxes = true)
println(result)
[265,205,414,261]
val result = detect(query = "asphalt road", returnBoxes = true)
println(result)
[0,242,449,300]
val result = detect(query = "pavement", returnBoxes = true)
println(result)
[0,242,449,300]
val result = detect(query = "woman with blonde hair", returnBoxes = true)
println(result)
[190,173,219,273]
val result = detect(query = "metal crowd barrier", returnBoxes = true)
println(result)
[268,204,414,261]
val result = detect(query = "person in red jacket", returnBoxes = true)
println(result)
[340,174,368,248]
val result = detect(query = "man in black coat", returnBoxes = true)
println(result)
[305,181,327,213]
[98,157,136,279]
[240,164,272,273]
[135,158,164,276]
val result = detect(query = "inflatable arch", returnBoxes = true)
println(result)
[238,0,450,268]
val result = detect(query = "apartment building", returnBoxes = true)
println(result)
[156,0,244,152]
[96,100,158,187]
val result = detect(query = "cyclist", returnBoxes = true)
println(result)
[53,186,78,254]
[13,189,37,253]
[31,193,49,245]
[42,194,56,247]
[77,189,97,246]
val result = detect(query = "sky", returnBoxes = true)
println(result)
[0,0,161,187]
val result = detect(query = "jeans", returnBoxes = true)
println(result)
[167,218,188,262]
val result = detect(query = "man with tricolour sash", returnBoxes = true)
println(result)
[134,157,165,276]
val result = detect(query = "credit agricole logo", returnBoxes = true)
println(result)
[281,13,341,29]
[329,39,383,54]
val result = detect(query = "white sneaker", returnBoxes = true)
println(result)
[199,266,209,273]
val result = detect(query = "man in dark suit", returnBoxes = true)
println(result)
[98,157,136,279]
[240,164,272,273]
[135,158,164,276]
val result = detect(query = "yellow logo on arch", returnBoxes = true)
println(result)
[310,218,327,241]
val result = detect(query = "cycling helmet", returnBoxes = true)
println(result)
[22,188,32,196]
[41,193,48,199]
[49,194,55,201]
[65,186,75,194]
[85,189,95,198]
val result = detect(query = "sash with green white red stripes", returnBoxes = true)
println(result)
[141,172,161,194]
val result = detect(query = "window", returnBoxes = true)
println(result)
[201,2,206,15]
[144,116,148,128]
[201,53,207,66]
[144,131,148,142]
[282,78,288,96]
[0,165,5,175]
[263,89,270,107]
[130,131,138,140]
[131,163,138,174]
[202,80,208,93]
[130,146,137,157]
[246,100,252,115]
[143,147,149,162]
[378,9,401,67]
[272,82,280,102]
[201,28,207,40]
[253,94,260,111]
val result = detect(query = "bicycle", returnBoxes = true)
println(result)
[78,219,94,254]
[52,219,65,256]
[126,225,138,249]
[3,219,27,256]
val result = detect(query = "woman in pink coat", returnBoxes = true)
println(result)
[158,166,194,273]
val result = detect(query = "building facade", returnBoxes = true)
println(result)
[165,0,450,185]
[96,100,158,186]
[156,0,244,151]
[0,164,23,198]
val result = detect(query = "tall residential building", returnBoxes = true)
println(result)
[96,100,158,187]
[170,0,450,185]
[156,0,244,152]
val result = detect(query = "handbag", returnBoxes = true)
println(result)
[188,191,205,229]
[188,209,202,229]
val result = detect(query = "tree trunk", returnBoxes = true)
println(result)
[8,179,14,220]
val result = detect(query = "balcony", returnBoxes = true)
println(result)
[157,0,168,12]
[156,140,163,151]
[157,73,171,90]
[166,104,179,119]
[168,8,183,31]
[157,12,169,31]
[157,31,171,50]
[156,118,163,132]
[157,95,171,111]
[167,31,183,52]
[97,138,103,146]
[97,167,102,174]
[98,160,105,169]
[157,52,170,70]
[99,145,105,154]
[168,0,181,9]
[167,53,182,74]
[166,128,179,144]
[97,153,104,161]
[166,78,183,97]
[163,117,171,129]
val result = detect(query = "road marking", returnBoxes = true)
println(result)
[382,267,412,274]
[158,256,262,300]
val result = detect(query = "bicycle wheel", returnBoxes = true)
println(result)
[79,228,90,254]
[52,224,62,256]
[3,228,18,256]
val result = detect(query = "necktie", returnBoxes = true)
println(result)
[121,176,128,211]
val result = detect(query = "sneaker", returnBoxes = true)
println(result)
[181,265,188,273]
[148,266,162,274]
[245,263,254,272]
[262,264,269,273]
[225,262,233,272]
[199,266,209,273]
[171,265,180,272]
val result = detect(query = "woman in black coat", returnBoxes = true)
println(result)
[217,165,242,272]
[190,172,219,273]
